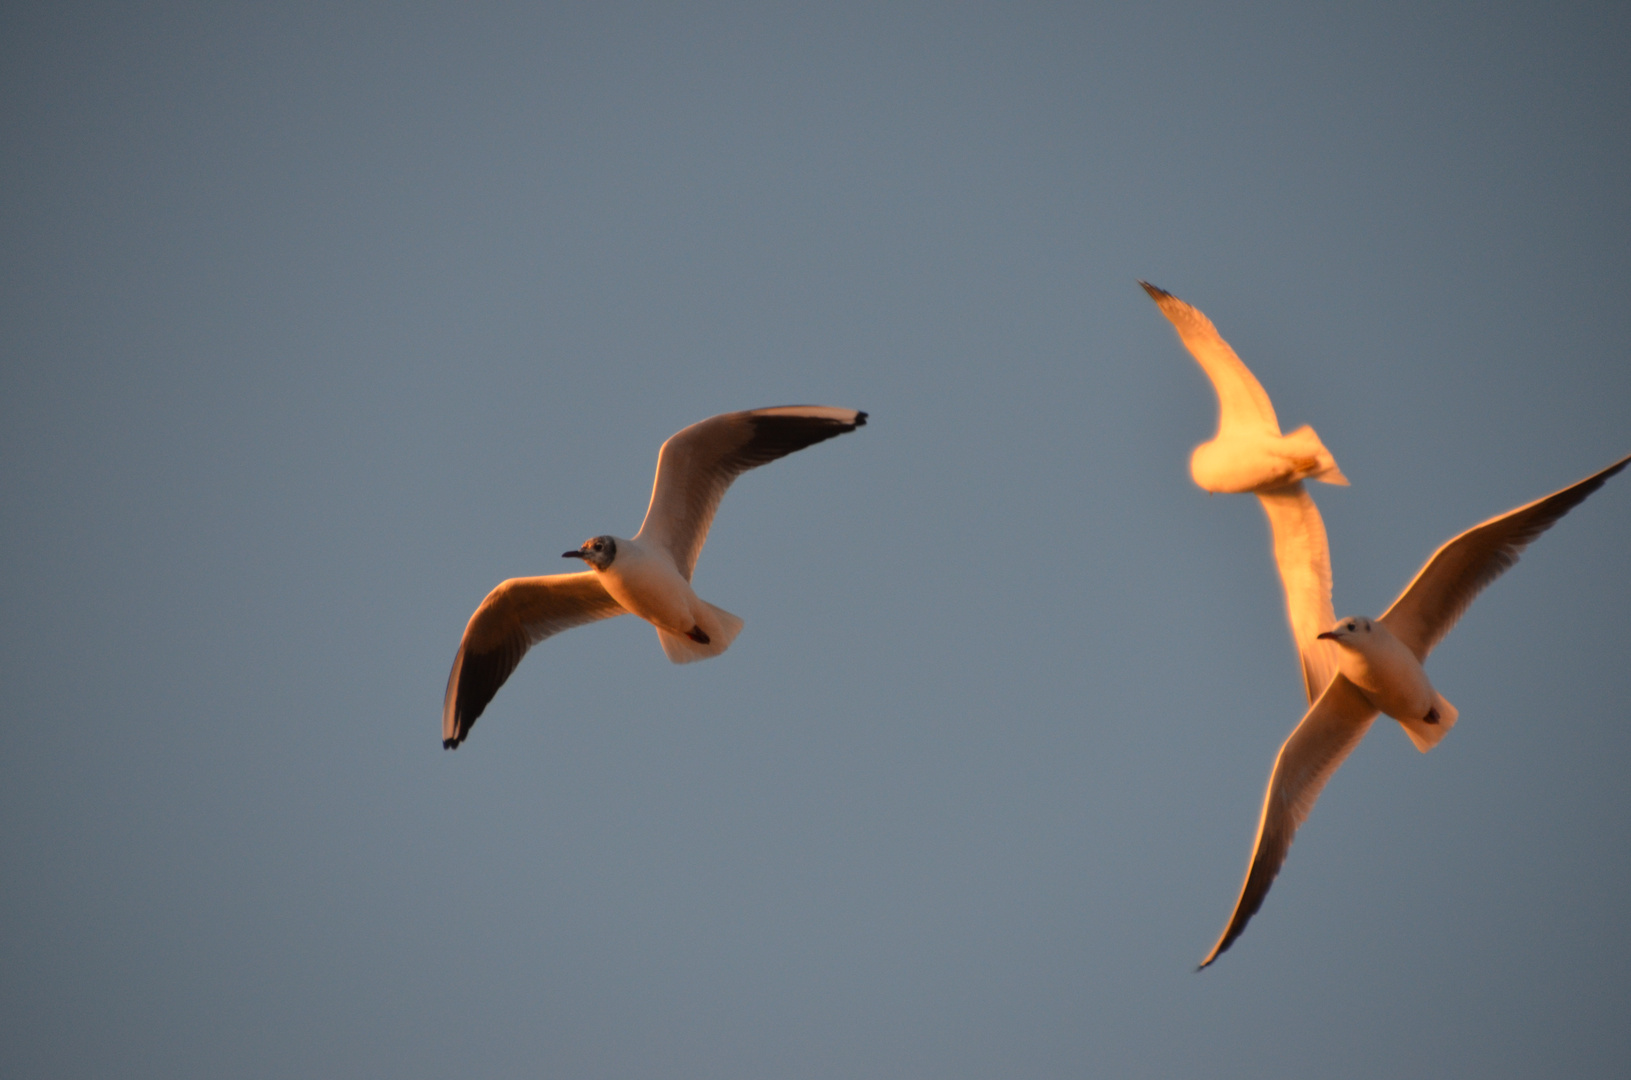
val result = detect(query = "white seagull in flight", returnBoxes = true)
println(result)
[1141,281,1348,703]
[1200,451,1630,968]
[441,405,867,749]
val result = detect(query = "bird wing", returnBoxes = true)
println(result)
[1379,453,1630,661]
[634,405,867,580]
[1199,674,1379,969]
[1140,282,1280,437]
[1257,483,1341,703]
[442,572,626,749]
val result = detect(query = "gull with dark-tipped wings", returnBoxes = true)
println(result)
[441,406,866,749]
[1201,452,1629,968]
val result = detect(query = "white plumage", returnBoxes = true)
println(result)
[441,405,866,749]
[1200,452,1629,968]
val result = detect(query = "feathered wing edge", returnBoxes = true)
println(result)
[1199,675,1379,969]
[635,405,867,580]
[1380,452,1631,661]
[1256,483,1341,704]
[442,572,625,749]
[1139,281,1280,437]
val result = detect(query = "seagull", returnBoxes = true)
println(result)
[1199,451,1630,968]
[1141,281,1347,702]
[1140,282,1348,494]
[441,405,867,749]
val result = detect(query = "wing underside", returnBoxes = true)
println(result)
[1380,453,1630,660]
[635,405,866,580]
[1141,282,1280,437]
[1200,674,1379,968]
[442,572,626,748]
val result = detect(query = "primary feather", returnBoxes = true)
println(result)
[442,573,625,748]
[636,406,867,580]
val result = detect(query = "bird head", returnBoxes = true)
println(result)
[1317,616,1373,647]
[563,535,617,571]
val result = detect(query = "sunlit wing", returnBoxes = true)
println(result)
[1257,483,1341,703]
[1199,674,1379,969]
[442,572,626,749]
[1380,453,1631,661]
[1140,282,1280,438]
[634,405,867,580]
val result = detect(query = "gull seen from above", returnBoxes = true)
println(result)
[1141,281,1348,703]
[1199,451,1631,968]
[441,406,867,749]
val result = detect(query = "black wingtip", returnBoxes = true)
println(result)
[853,411,868,427]
[1138,280,1168,301]
[443,734,462,750]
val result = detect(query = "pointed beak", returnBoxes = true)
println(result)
[562,550,586,560]
[1316,630,1339,641]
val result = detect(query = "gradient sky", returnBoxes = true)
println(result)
[3,3,1629,1077]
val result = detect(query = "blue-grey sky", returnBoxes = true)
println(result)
[3,3,1629,1077]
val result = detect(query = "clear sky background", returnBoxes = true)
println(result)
[3,3,1629,1077]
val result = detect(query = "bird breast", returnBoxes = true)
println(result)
[594,540,699,634]
[1190,435,1303,493]
[1335,626,1437,722]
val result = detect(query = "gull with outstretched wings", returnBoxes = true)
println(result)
[1200,452,1629,968]
[441,406,866,749]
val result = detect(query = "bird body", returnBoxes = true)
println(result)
[441,405,866,749]
[1190,424,1346,494]
[568,533,744,664]
[575,534,699,638]
[1320,617,1456,747]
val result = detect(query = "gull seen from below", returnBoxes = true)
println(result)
[1141,280,1348,703]
[1199,452,1631,968]
[441,406,867,749]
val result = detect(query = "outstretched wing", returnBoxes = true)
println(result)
[1380,453,1630,661]
[634,405,867,580]
[442,572,626,749]
[1199,674,1378,969]
[1257,483,1341,703]
[1141,282,1280,438]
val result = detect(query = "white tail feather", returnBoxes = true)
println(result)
[1285,424,1349,486]
[656,601,744,664]
[1397,693,1458,752]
